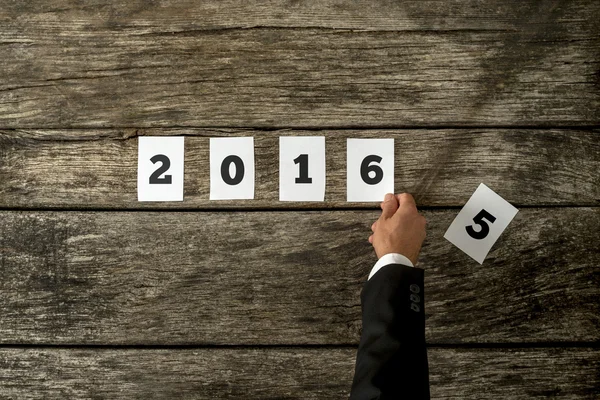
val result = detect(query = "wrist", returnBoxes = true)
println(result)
[376,251,418,266]
[369,253,415,280]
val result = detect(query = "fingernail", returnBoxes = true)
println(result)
[384,193,393,202]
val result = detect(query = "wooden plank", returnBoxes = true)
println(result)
[0,6,598,128]
[0,208,597,345]
[0,129,598,208]
[0,347,597,399]
[2,0,598,31]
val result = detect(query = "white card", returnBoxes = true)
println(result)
[210,137,255,200]
[137,136,184,202]
[279,136,326,202]
[347,138,394,202]
[444,183,518,264]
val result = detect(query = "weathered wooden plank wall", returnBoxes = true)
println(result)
[0,348,598,399]
[0,209,598,345]
[0,1,598,127]
[0,0,598,398]
[0,129,598,208]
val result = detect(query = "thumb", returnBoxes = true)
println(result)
[380,193,398,219]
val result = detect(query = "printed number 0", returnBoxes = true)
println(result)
[149,154,172,184]
[466,209,497,240]
[221,155,245,185]
[360,155,383,185]
[294,154,312,184]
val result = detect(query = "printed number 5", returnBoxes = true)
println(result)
[466,209,496,240]
[149,154,172,184]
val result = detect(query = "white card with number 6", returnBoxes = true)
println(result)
[444,183,518,264]
[279,136,326,202]
[137,136,185,202]
[210,137,255,200]
[346,138,394,202]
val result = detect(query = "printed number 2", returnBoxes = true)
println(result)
[361,155,383,185]
[294,154,312,184]
[466,209,497,239]
[149,154,172,184]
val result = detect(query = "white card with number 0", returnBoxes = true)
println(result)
[444,183,518,264]
[210,137,255,200]
[347,138,394,202]
[137,136,184,202]
[279,136,326,202]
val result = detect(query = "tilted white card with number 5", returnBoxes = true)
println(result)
[137,136,185,202]
[279,136,326,202]
[444,183,518,264]
[347,138,394,202]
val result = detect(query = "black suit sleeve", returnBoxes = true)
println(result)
[349,263,430,400]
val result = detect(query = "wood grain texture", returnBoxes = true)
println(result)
[2,0,598,31]
[0,208,597,345]
[0,347,597,399]
[1,2,598,397]
[0,2,598,127]
[0,128,598,209]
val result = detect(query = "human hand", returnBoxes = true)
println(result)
[368,193,426,265]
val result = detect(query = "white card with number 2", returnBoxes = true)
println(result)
[347,138,394,202]
[444,183,518,264]
[137,136,185,202]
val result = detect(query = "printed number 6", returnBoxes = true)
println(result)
[360,155,383,185]
[149,154,172,184]
[466,209,496,240]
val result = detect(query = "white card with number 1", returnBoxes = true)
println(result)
[279,136,326,202]
[444,183,518,264]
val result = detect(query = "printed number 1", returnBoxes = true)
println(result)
[294,154,312,184]
[466,209,497,239]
